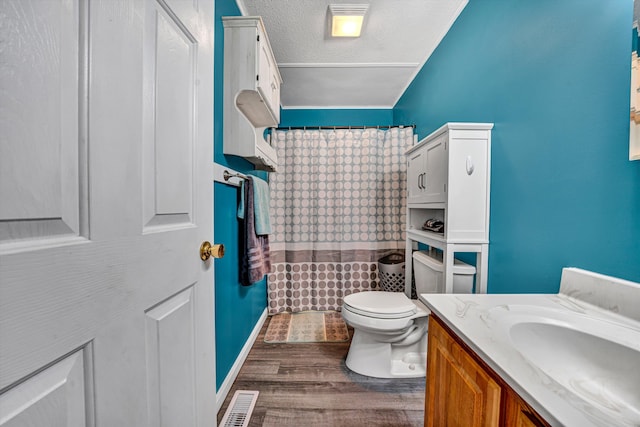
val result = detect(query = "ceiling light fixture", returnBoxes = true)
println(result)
[329,4,369,38]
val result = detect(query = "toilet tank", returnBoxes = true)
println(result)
[412,250,476,294]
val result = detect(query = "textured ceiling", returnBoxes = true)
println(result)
[238,0,468,109]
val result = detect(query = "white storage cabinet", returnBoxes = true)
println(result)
[405,123,493,295]
[222,16,282,171]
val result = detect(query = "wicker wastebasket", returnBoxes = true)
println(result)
[377,253,406,292]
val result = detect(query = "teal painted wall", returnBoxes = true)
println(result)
[214,0,267,391]
[394,0,640,292]
[214,184,266,391]
[280,109,393,128]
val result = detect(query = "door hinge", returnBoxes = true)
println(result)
[444,183,447,192]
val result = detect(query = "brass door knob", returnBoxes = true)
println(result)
[200,241,224,261]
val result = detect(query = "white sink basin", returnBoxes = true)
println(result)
[493,306,640,425]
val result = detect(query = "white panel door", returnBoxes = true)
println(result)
[0,0,216,426]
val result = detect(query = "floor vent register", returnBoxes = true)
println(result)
[220,390,259,427]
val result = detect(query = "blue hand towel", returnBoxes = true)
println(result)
[237,175,272,235]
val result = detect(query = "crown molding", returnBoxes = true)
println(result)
[278,62,418,69]
[281,105,394,110]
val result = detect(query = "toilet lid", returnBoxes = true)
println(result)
[343,291,416,319]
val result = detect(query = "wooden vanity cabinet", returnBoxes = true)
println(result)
[426,315,501,427]
[425,316,551,427]
[503,393,550,427]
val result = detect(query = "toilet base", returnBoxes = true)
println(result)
[345,326,428,378]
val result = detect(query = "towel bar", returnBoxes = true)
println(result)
[223,170,249,181]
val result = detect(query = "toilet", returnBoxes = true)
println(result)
[341,250,476,378]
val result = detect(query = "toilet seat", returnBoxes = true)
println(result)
[343,291,416,319]
[342,291,428,333]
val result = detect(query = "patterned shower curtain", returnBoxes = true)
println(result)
[267,127,415,314]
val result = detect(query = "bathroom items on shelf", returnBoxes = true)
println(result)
[421,219,444,233]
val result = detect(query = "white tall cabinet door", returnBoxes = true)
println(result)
[407,150,426,204]
[406,136,447,205]
[423,136,447,204]
[0,0,216,426]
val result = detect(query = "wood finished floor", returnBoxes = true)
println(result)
[217,318,425,427]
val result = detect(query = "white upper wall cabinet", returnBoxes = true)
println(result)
[223,16,282,171]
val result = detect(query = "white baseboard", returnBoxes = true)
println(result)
[216,308,268,413]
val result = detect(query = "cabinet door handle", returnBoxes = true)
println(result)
[421,173,426,189]
[466,156,475,175]
[418,173,424,189]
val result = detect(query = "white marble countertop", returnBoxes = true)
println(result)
[419,268,640,427]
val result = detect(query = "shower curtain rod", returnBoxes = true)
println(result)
[273,124,416,131]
